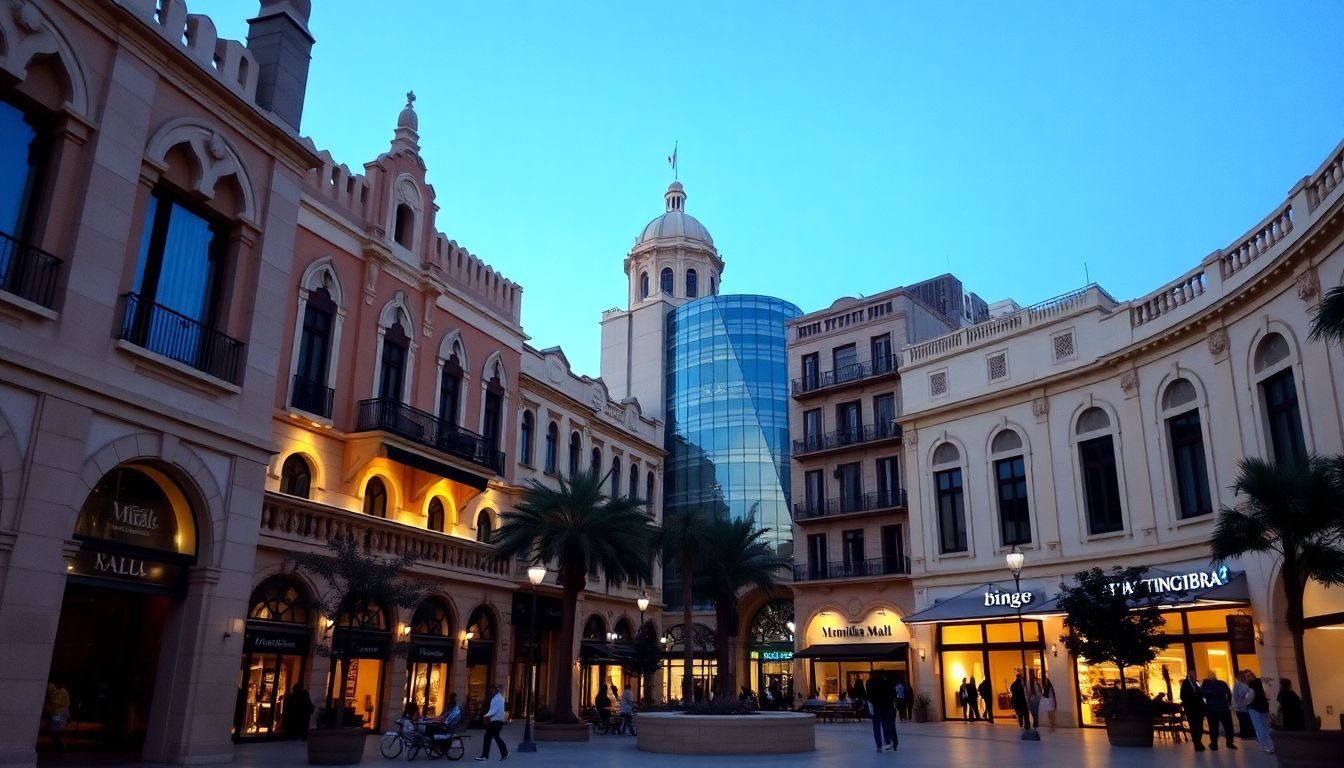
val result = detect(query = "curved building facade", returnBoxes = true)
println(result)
[664,294,802,575]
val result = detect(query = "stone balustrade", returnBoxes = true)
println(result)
[1217,202,1294,282]
[1129,267,1207,327]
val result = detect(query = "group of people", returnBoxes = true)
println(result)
[955,672,1057,730]
[593,680,638,732]
[1179,669,1303,754]
[399,685,508,761]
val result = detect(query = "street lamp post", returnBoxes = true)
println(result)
[636,593,650,705]
[1006,546,1040,741]
[519,564,546,753]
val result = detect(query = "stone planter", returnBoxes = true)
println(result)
[306,727,367,765]
[1104,715,1153,748]
[534,722,590,742]
[637,711,814,754]
[1275,730,1344,768]
[913,706,929,723]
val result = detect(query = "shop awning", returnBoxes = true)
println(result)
[902,582,1058,625]
[1029,568,1249,613]
[580,640,636,663]
[795,642,909,660]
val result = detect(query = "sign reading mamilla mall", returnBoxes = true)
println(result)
[809,607,908,645]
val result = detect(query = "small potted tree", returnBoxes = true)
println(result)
[912,692,932,723]
[291,535,424,765]
[1057,566,1166,747]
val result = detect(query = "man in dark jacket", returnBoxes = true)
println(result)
[1009,673,1028,730]
[1179,669,1207,751]
[867,672,898,752]
[978,678,994,723]
[1201,671,1237,751]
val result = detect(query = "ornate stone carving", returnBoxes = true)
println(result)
[903,428,917,448]
[1207,328,1228,357]
[364,259,380,305]
[1296,269,1321,302]
[12,0,42,34]
[1119,370,1138,394]
[1031,398,1048,418]
[207,132,228,161]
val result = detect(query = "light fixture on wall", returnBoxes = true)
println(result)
[785,620,796,635]
[322,617,335,639]
[224,617,245,641]
[398,623,411,638]
[1255,623,1264,646]
[918,647,927,662]
[462,629,475,650]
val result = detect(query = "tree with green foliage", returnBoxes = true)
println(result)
[624,620,663,706]
[1057,566,1167,714]
[699,514,790,700]
[1210,456,1344,731]
[1307,285,1344,345]
[491,469,656,724]
[290,534,425,726]
[660,504,713,703]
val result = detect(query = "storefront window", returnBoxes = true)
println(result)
[937,620,1044,722]
[235,576,312,741]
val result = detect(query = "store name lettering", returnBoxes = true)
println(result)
[984,591,1034,608]
[822,625,893,639]
[112,502,159,533]
[760,650,793,661]
[1107,566,1228,596]
[94,552,149,578]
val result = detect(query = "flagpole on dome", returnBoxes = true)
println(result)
[667,140,678,180]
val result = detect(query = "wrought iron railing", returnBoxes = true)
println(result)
[793,489,908,521]
[116,293,243,383]
[793,420,902,456]
[794,555,911,582]
[792,354,898,395]
[0,230,61,309]
[355,397,505,475]
[290,374,335,418]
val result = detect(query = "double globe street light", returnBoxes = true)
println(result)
[518,563,546,753]
[1006,546,1040,741]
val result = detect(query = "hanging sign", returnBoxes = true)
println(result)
[1226,614,1256,655]
[67,547,182,592]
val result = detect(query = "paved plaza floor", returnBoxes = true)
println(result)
[212,719,1279,768]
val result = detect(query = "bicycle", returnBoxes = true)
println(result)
[379,716,417,759]
[406,725,467,761]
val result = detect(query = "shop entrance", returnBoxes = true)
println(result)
[747,599,796,708]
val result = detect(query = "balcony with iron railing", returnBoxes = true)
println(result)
[792,354,898,397]
[792,420,902,458]
[793,555,911,582]
[115,293,244,384]
[290,374,335,419]
[0,230,62,310]
[793,488,908,523]
[355,397,505,476]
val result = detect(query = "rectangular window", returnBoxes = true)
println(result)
[1168,410,1212,519]
[483,390,502,452]
[836,401,861,444]
[995,456,1031,546]
[881,524,904,574]
[833,343,858,383]
[841,529,864,573]
[876,456,899,507]
[803,409,822,451]
[936,468,967,553]
[871,333,893,374]
[0,95,58,307]
[804,469,824,514]
[292,298,334,417]
[873,393,896,438]
[837,462,862,511]
[1261,369,1307,466]
[1079,436,1123,535]
[801,352,820,391]
[438,369,460,427]
[379,342,405,402]
[807,533,828,579]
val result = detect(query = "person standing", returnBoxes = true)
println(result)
[1009,672,1028,730]
[977,678,994,723]
[475,684,507,762]
[44,681,71,752]
[1038,673,1057,730]
[965,677,982,721]
[1243,672,1274,754]
[1277,679,1305,731]
[284,684,313,741]
[1200,671,1237,751]
[1026,672,1042,730]
[866,671,898,752]
[1232,671,1254,739]
[618,681,636,734]
[1179,669,1207,752]
[894,679,909,722]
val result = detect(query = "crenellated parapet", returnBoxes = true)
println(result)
[114,0,261,108]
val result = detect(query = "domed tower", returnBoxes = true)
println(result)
[601,181,724,409]
[624,181,724,308]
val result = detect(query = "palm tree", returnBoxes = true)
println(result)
[1307,285,1344,344]
[660,504,712,703]
[491,468,655,724]
[699,514,790,700]
[1210,456,1344,731]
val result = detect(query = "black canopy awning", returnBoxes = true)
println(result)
[580,640,636,663]
[385,445,489,490]
[902,582,1056,625]
[795,642,909,661]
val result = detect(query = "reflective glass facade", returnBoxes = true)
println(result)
[664,295,800,606]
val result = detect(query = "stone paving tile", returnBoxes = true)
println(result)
[217,720,1277,768]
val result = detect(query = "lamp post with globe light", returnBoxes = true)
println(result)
[1006,546,1040,741]
[518,564,546,753]
[636,593,650,704]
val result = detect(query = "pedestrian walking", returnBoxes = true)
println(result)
[894,679,909,722]
[1026,672,1042,729]
[1200,670,1237,751]
[1038,673,1057,730]
[866,671,899,752]
[958,677,970,720]
[1179,669,1207,752]
[1232,670,1254,739]
[1009,672,1028,730]
[1277,679,1305,731]
[977,678,994,723]
[965,677,982,721]
[1242,671,1274,754]
[283,684,313,741]
[475,684,507,762]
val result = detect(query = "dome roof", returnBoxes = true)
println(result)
[635,182,713,246]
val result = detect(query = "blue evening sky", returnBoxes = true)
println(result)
[194,1,1344,376]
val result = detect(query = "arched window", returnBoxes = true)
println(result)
[279,454,312,498]
[410,598,452,637]
[545,421,559,474]
[646,471,656,509]
[583,614,607,640]
[394,203,414,248]
[610,456,621,497]
[990,430,1030,546]
[520,410,535,466]
[640,272,650,299]
[612,617,634,642]
[1254,333,1306,466]
[709,276,716,295]
[569,431,582,478]
[248,576,311,624]
[1162,378,1212,520]
[476,510,493,543]
[660,267,674,296]
[466,606,495,642]
[932,443,966,553]
[363,477,388,518]
[629,462,640,501]
[1076,407,1122,535]
[686,269,698,298]
[338,597,388,631]
[379,321,410,402]
[438,353,463,428]
[427,497,446,532]
[590,446,602,475]
[293,286,335,417]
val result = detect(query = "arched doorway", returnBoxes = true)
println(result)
[47,465,198,753]
[748,600,795,708]
[463,606,496,723]
[330,597,392,730]
[404,598,453,717]
[234,575,313,741]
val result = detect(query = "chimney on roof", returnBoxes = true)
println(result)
[246,0,314,131]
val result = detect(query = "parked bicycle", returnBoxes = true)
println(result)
[591,711,636,736]
[378,716,468,761]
